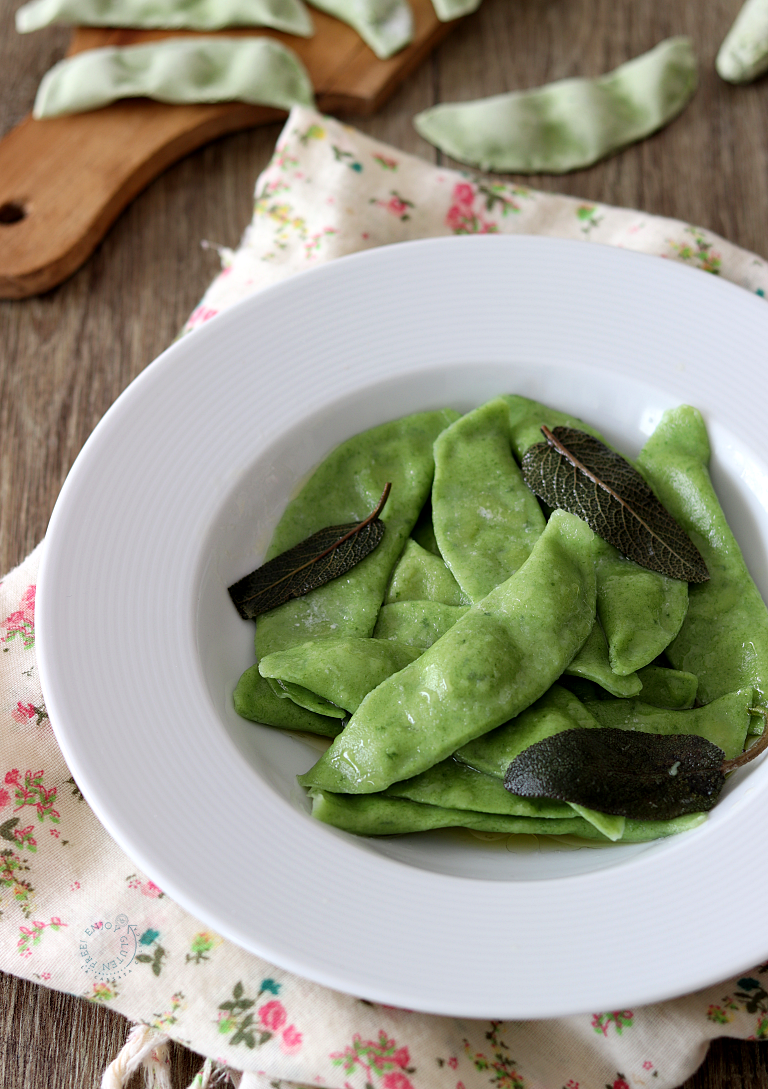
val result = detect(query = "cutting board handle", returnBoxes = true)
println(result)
[0,10,455,299]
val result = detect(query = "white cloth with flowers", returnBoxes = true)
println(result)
[3,106,768,1089]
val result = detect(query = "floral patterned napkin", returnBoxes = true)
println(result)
[4,105,768,1089]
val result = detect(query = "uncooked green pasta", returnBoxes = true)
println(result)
[17,0,313,35]
[413,37,697,174]
[305,0,412,58]
[716,0,768,83]
[33,36,314,118]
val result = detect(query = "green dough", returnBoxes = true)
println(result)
[233,664,343,736]
[584,687,755,760]
[594,537,689,676]
[384,757,574,818]
[268,678,347,718]
[502,393,605,462]
[385,538,468,606]
[305,0,412,58]
[637,405,768,705]
[430,0,480,20]
[564,620,642,698]
[413,37,697,174]
[501,395,689,679]
[259,637,421,714]
[17,0,313,35]
[716,0,768,83]
[410,501,442,557]
[310,789,591,836]
[255,409,458,661]
[567,803,625,842]
[456,683,602,778]
[373,601,469,648]
[300,510,597,793]
[309,789,706,840]
[32,36,314,119]
[432,397,546,602]
[635,665,698,709]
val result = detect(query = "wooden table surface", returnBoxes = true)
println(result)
[2,0,768,1084]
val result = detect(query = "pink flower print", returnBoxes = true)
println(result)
[0,787,10,809]
[453,182,475,207]
[186,305,219,331]
[259,999,287,1031]
[392,1047,410,1068]
[2,585,36,648]
[141,880,163,898]
[382,1074,414,1089]
[447,1057,458,1069]
[6,769,20,786]
[387,196,409,216]
[12,702,36,723]
[643,1062,653,1071]
[612,1080,630,1089]
[281,1024,303,1054]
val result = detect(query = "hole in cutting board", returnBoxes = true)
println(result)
[0,201,27,225]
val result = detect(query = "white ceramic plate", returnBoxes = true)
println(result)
[38,236,768,1019]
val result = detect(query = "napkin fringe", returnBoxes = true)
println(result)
[100,1023,171,1089]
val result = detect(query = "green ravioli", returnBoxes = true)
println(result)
[634,665,698,709]
[385,757,573,818]
[637,405,768,705]
[305,0,412,58]
[254,409,458,661]
[33,36,314,119]
[564,620,642,698]
[17,0,313,35]
[432,397,546,602]
[234,664,343,736]
[385,538,469,606]
[413,37,697,174]
[309,789,705,840]
[300,510,597,793]
[584,687,755,760]
[373,600,468,648]
[259,637,421,715]
[456,683,602,779]
[594,537,689,675]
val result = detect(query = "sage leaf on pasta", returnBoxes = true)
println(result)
[17,0,313,36]
[504,721,768,820]
[413,37,697,173]
[33,36,314,119]
[229,485,390,621]
[716,0,768,83]
[521,425,709,583]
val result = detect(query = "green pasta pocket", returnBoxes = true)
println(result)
[229,396,768,844]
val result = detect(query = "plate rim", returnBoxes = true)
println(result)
[37,234,768,1019]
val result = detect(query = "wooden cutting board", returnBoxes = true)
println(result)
[0,2,456,299]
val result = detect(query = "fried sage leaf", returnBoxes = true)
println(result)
[521,426,708,583]
[504,722,768,820]
[229,484,390,621]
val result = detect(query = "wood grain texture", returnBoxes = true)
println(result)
[0,0,456,298]
[2,0,768,1084]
